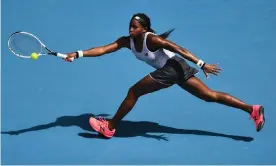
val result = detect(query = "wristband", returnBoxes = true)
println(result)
[76,50,84,58]
[197,60,205,69]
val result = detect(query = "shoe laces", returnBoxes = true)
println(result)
[97,116,108,127]
[250,109,259,121]
[250,115,258,121]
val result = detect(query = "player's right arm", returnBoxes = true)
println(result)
[65,36,130,61]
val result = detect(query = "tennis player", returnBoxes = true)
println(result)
[65,13,265,138]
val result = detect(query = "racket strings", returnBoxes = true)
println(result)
[8,33,42,58]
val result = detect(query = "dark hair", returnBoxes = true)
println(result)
[130,13,175,39]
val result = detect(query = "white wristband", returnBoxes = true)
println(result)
[77,50,84,58]
[197,60,205,68]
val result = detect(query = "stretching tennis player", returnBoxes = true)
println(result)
[65,13,265,138]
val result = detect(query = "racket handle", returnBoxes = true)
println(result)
[56,53,67,58]
[56,53,74,61]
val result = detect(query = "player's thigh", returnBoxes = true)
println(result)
[131,75,172,97]
[178,76,215,100]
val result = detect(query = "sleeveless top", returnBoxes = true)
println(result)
[130,32,175,69]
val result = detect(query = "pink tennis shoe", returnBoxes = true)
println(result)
[250,105,265,132]
[89,117,116,138]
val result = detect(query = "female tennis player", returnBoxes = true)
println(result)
[65,13,265,138]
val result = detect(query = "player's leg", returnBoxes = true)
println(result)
[178,76,265,131]
[109,75,172,129]
[178,76,252,113]
[90,75,173,138]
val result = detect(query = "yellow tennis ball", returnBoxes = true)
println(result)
[30,52,39,60]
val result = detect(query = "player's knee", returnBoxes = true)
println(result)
[128,86,141,99]
[202,90,218,102]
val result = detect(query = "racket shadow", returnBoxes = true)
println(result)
[1,113,254,142]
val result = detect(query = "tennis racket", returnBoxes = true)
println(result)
[8,31,73,60]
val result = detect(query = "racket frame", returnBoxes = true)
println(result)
[8,31,68,59]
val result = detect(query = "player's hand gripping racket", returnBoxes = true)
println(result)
[8,31,73,61]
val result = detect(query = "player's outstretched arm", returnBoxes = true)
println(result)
[65,36,129,61]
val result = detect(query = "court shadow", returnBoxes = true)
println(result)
[1,113,254,142]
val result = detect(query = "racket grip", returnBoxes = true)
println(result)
[56,53,67,58]
[56,53,74,61]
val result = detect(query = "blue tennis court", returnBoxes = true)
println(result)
[2,0,276,164]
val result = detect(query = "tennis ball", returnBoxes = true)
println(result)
[30,52,39,60]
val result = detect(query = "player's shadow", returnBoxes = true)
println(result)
[1,113,254,142]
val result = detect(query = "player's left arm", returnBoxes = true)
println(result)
[147,34,221,78]
[147,34,200,64]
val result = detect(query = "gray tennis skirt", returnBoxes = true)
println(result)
[149,56,199,85]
